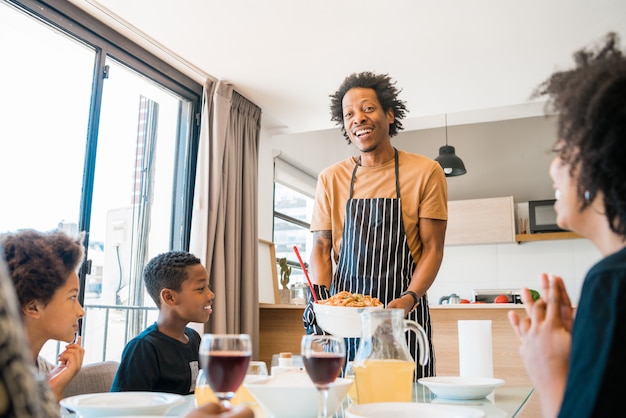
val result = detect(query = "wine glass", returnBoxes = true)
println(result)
[199,334,252,408]
[301,335,346,418]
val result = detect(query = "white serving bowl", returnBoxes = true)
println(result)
[59,391,185,417]
[313,303,383,338]
[418,376,505,400]
[244,372,353,418]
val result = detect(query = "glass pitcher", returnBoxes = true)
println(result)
[352,308,429,404]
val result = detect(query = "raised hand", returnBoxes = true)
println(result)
[48,335,85,401]
[508,274,573,418]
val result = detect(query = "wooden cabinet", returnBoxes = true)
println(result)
[515,231,582,243]
[446,196,516,246]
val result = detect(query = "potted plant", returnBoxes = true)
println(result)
[278,257,292,304]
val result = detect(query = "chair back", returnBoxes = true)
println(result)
[62,360,119,398]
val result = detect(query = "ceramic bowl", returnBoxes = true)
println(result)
[418,376,505,400]
[244,372,353,418]
[313,303,383,338]
[59,391,185,418]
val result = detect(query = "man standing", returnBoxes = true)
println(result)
[303,72,448,379]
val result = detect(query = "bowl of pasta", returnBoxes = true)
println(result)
[313,291,384,338]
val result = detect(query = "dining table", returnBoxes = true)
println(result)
[60,383,533,417]
[172,382,534,418]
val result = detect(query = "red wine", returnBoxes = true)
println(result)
[303,353,344,386]
[201,351,251,393]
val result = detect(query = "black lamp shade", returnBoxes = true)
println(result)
[435,145,467,177]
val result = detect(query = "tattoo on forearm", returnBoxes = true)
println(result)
[314,230,332,244]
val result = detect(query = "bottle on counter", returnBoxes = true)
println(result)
[271,352,303,376]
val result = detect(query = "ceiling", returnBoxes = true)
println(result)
[72,0,626,135]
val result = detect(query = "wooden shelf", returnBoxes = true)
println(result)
[516,231,582,242]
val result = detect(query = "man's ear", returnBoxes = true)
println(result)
[386,108,395,125]
[22,300,41,319]
[160,288,177,306]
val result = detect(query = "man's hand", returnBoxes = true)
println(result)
[387,294,416,317]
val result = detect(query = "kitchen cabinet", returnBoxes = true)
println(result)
[445,196,516,246]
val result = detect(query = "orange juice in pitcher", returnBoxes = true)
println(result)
[353,359,415,403]
[352,309,428,404]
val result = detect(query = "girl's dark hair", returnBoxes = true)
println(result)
[143,251,202,308]
[330,72,408,143]
[0,229,85,308]
[534,32,626,237]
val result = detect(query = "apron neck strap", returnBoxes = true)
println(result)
[350,148,400,199]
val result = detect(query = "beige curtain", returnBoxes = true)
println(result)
[190,80,261,358]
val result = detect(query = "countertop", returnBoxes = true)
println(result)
[260,303,526,309]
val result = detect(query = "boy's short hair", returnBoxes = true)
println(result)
[143,251,202,308]
[0,229,84,308]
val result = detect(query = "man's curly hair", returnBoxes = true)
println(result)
[330,72,408,143]
[143,251,202,308]
[0,229,84,309]
[533,32,626,237]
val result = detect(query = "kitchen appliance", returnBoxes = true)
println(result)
[528,199,565,233]
[472,289,522,304]
[439,293,461,304]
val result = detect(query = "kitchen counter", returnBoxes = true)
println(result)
[259,303,530,382]
[261,302,525,309]
[430,303,523,308]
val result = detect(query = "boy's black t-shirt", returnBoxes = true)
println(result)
[111,322,202,395]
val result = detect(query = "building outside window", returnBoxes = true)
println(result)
[272,156,317,292]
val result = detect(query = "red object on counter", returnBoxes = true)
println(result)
[293,245,317,303]
[494,294,509,303]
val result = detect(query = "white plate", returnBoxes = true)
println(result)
[346,402,485,418]
[418,376,505,400]
[60,392,185,418]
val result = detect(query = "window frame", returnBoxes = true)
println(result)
[6,0,203,304]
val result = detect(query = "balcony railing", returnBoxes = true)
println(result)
[47,303,159,364]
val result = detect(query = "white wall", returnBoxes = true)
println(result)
[430,238,600,307]
[259,116,602,306]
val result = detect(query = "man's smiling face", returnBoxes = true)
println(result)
[342,87,394,153]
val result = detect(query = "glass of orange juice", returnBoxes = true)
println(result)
[194,369,217,407]
[195,361,268,407]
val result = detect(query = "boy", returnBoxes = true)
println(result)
[111,251,215,394]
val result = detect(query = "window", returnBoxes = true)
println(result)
[272,182,315,288]
[0,0,201,363]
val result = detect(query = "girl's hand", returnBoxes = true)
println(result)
[49,335,85,401]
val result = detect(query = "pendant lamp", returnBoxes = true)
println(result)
[435,114,467,177]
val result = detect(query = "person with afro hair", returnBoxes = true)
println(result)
[509,32,626,418]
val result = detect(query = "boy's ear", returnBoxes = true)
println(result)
[23,300,41,319]
[160,288,177,306]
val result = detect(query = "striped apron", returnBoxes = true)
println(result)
[332,149,436,379]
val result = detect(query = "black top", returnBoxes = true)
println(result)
[559,247,626,417]
[111,322,202,395]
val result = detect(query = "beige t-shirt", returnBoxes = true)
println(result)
[311,149,448,265]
